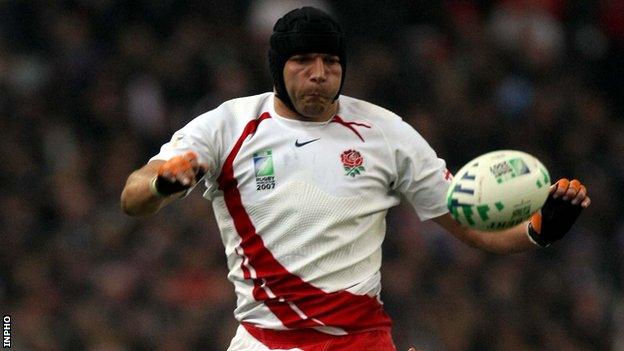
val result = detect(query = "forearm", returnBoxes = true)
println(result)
[434,178,590,253]
[466,222,536,254]
[433,213,536,254]
[120,161,177,216]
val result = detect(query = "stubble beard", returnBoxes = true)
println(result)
[300,102,326,117]
[296,95,334,120]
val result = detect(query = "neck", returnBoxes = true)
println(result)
[274,95,338,123]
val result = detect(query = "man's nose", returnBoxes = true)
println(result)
[310,57,326,83]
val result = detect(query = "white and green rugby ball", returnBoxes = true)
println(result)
[446,150,551,231]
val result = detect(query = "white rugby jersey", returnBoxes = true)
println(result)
[151,92,451,335]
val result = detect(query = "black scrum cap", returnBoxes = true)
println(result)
[269,7,346,114]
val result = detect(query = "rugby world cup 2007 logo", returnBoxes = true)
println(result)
[253,149,276,190]
[341,149,365,177]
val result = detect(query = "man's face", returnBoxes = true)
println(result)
[283,53,342,119]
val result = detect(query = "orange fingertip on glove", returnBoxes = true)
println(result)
[556,178,570,192]
[151,151,202,197]
[158,151,197,177]
[527,178,587,247]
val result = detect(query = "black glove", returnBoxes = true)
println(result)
[150,151,206,197]
[527,178,587,247]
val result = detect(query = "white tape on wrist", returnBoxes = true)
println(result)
[149,176,165,198]
[526,229,540,247]
[526,224,549,248]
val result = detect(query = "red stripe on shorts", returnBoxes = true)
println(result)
[243,323,397,350]
[217,112,392,332]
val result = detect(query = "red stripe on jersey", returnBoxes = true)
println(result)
[443,168,453,181]
[217,112,392,332]
[330,115,371,142]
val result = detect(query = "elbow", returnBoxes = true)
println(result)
[120,192,138,217]
[120,199,154,217]
[120,189,150,217]
[121,201,137,217]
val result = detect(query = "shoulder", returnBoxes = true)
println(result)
[338,95,403,124]
[338,95,423,142]
[218,92,273,116]
[196,92,273,123]
[168,92,272,147]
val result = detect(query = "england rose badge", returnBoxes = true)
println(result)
[341,149,365,177]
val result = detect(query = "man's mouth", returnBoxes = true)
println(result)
[304,92,328,99]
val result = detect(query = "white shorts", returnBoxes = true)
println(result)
[227,325,303,351]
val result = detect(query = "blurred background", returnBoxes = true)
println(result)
[0,0,622,350]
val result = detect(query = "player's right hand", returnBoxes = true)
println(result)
[150,151,206,197]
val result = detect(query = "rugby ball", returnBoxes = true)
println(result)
[446,150,551,231]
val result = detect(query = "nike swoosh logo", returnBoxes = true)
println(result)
[295,138,320,147]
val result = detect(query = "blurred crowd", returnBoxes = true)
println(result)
[1,1,623,350]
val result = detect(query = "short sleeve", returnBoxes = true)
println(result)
[391,121,451,221]
[150,113,219,180]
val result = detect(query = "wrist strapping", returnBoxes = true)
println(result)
[526,222,550,248]
[149,176,165,197]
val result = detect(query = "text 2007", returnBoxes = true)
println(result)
[257,183,275,190]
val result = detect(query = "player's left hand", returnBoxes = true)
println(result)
[527,178,591,247]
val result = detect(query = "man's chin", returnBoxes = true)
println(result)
[298,103,328,118]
